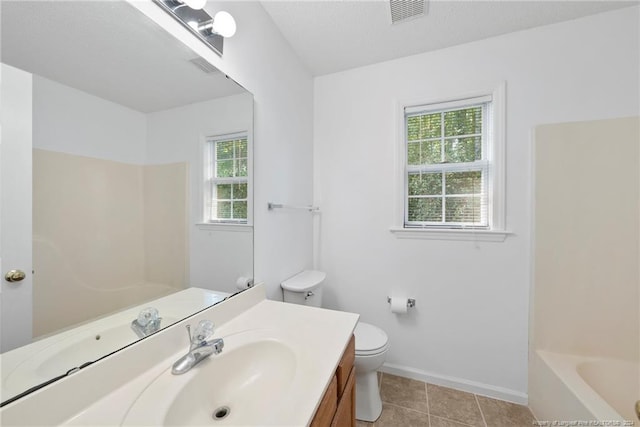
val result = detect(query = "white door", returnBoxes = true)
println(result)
[0,64,33,352]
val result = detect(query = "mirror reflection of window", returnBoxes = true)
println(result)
[205,133,249,223]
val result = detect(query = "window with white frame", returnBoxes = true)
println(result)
[204,133,248,223]
[404,95,494,229]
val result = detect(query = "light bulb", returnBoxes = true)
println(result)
[212,11,236,38]
[182,0,206,10]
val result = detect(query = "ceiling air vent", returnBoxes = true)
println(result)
[188,57,221,74]
[390,0,426,24]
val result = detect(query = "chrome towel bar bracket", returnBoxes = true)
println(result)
[268,202,319,212]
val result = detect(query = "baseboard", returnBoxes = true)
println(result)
[380,362,529,405]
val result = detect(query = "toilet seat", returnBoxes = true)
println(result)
[354,322,388,356]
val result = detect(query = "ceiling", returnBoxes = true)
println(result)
[1,1,246,113]
[2,0,636,104]
[261,0,638,76]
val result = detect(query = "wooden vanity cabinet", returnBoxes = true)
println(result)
[310,335,356,427]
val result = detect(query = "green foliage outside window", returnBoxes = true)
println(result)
[406,105,486,225]
[211,136,248,222]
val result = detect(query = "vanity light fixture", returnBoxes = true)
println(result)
[191,11,236,38]
[153,0,236,56]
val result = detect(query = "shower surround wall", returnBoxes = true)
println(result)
[32,76,188,337]
[530,117,640,423]
[532,117,639,361]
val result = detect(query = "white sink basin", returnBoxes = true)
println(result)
[122,330,297,426]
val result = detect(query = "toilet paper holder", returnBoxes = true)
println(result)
[387,297,416,308]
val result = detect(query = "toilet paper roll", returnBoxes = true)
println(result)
[236,276,252,290]
[390,297,408,314]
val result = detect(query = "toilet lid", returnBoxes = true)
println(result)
[354,322,388,355]
[281,270,326,292]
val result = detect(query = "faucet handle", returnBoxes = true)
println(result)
[192,320,214,343]
[137,307,159,326]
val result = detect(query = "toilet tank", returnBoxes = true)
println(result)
[281,270,325,307]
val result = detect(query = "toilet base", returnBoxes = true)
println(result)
[355,370,382,422]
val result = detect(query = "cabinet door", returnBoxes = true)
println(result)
[336,335,355,398]
[311,376,338,427]
[331,367,355,427]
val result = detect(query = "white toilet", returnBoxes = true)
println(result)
[281,270,389,422]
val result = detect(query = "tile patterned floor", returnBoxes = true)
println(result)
[356,373,536,427]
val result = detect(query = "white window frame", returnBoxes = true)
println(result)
[201,131,251,228]
[391,83,509,242]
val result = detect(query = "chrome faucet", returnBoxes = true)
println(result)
[172,320,224,375]
[131,307,162,338]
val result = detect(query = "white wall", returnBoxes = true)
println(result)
[146,94,254,293]
[129,1,315,300]
[313,7,639,402]
[32,75,146,163]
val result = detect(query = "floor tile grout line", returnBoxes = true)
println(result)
[379,374,430,415]
[381,401,430,416]
[474,394,488,427]
[430,414,475,427]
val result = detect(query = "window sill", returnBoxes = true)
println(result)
[196,223,253,233]
[389,227,511,242]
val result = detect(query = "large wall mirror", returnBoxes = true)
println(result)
[0,0,253,404]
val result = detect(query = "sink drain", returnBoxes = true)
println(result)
[212,406,230,421]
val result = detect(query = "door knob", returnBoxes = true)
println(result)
[5,269,26,283]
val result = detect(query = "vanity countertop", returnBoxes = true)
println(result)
[0,284,359,426]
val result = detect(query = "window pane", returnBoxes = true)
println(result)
[445,171,482,195]
[444,107,482,137]
[408,173,442,196]
[216,140,234,160]
[217,184,232,199]
[233,183,247,199]
[445,136,481,163]
[407,142,420,165]
[445,197,481,223]
[407,116,420,141]
[408,197,442,222]
[235,159,248,177]
[216,160,233,178]
[421,139,442,164]
[407,113,441,141]
[233,201,247,219]
[217,201,232,219]
[418,113,441,139]
[236,139,248,158]
[409,140,441,165]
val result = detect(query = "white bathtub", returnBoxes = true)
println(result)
[530,350,639,426]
